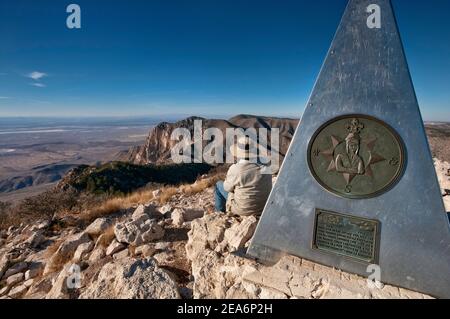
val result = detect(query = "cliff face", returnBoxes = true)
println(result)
[128,115,299,165]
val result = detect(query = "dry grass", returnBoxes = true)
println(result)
[158,187,179,204]
[95,225,116,248]
[63,171,224,227]
[180,175,223,196]
[40,238,67,274]
[44,238,64,258]
[79,189,155,224]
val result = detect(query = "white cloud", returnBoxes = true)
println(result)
[30,83,46,88]
[0,96,10,99]
[28,71,47,80]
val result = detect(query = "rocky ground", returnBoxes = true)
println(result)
[0,160,449,299]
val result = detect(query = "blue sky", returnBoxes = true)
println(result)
[0,0,449,120]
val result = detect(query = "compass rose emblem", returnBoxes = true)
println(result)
[319,118,386,185]
[308,115,404,199]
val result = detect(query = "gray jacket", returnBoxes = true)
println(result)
[223,161,272,216]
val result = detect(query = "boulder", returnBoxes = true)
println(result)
[3,262,28,279]
[186,213,230,260]
[0,286,9,296]
[45,264,76,299]
[154,242,171,251]
[6,272,24,287]
[25,230,45,248]
[8,284,29,299]
[44,233,90,275]
[114,217,164,246]
[153,251,175,265]
[158,204,173,217]
[224,216,258,251]
[134,245,156,257]
[25,262,45,281]
[72,241,94,263]
[113,249,129,260]
[171,208,185,227]
[84,218,112,236]
[79,257,180,299]
[106,240,125,256]
[131,204,161,221]
[23,278,34,288]
[88,247,106,263]
[25,274,55,298]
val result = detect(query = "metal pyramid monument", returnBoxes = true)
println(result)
[248,0,450,298]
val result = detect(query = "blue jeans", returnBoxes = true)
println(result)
[215,181,228,213]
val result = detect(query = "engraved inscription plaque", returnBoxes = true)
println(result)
[308,115,405,199]
[313,209,379,264]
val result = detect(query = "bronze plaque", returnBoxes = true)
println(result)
[308,115,405,199]
[313,209,380,264]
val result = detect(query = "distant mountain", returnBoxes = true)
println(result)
[425,122,450,163]
[126,114,299,165]
[0,163,77,193]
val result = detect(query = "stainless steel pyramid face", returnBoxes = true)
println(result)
[247,0,450,298]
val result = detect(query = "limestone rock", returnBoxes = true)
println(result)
[72,241,94,263]
[131,204,161,221]
[171,208,185,227]
[153,251,175,265]
[45,264,77,299]
[134,245,156,257]
[25,230,45,248]
[114,216,164,246]
[113,249,129,260]
[23,278,34,288]
[186,213,230,260]
[25,262,44,280]
[6,272,24,286]
[25,274,55,298]
[3,262,28,279]
[158,204,173,217]
[8,284,29,299]
[154,242,171,251]
[85,218,112,236]
[0,286,9,297]
[88,247,106,262]
[106,239,125,256]
[79,257,180,299]
[44,232,90,275]
[224,216,258,251]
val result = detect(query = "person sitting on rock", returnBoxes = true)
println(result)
[215,136,272,216]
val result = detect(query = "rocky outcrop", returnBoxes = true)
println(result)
[79,257,180,299]
[128,115,299,165]
[114,212,165,246]
[43,232,91,275]
[84,218,112,236]
[186,212,433,299]
[2,163,447,300]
